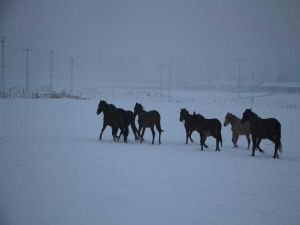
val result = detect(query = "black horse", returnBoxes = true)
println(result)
[134,102,163,144]
[117,110,140,141]
[192,112,222,151]
[241,109,282,158]
[96,100,128,142]
[179,108,208,148]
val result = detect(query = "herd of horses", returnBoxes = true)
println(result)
[96,100,282,159]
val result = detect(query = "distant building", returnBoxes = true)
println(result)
[261,81,300,93]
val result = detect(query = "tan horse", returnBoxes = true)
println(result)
[224,112,251,149]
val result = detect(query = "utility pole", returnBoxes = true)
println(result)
[23,48,32,94]
[69,57,74,94]
[49,50,54,93]
[236,57,242,98]
[1,36,5,96]
[160,63,164,98]
[251,72,255,107]
[168,67,172,102]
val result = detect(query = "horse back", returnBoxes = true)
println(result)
[198,118,221,136]
[264,118,281,133]
[251,117,281,138]
[139,110,161,126]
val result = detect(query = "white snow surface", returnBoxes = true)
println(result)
[1,89,300,225]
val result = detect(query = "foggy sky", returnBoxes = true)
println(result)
[1,0,300,88]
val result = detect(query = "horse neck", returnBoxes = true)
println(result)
[136,108,146,116]
[198,114,205,121]
[194,114,204,123]
[186,113,194,122]
[248,113,261,123]
[182,111,192,121]
[101,105,110,114]
[229,114,239,124]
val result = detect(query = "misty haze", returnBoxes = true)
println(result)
[1,0,299,91]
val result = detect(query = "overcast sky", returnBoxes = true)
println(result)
[1,0,300,87]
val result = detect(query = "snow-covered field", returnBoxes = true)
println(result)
[1,89,300,225]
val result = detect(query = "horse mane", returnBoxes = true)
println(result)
[181,108,190,115]
[192,112,205,120]
[246,109,259,118]
[228,112,239,120]
[136,103,143,109]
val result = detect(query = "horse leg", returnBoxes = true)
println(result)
[117,128,122,141]
[112,127,118,142]
[185,128,189,144]
[137,124,144,142]
[251,135,257,156]
[99,124,107,140]
[130,121,139,141]
[246,134,250,150]
[123,127,129,143]
[201,132,208,148]
[200,135,207,151]
[234,134,239,148]
[158,130,162,145]
[215,137,220,151]
[274,142,279,159]
[150,126,155,144]
[189,130,194,143]
[140,127,146,143]
[256,138,264,153]
[231,132,235,147]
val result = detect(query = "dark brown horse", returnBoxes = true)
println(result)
[241,109,282,158]
[192,112,222,151]
[96,100,128,142]
[179,108,208,148]
[117,110,140,141]
[133,102,163,144]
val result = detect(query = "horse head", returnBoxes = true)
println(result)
[96,100,109,115]
[179,108,188,122]
[134,102,143,117]
[224,112,230,127]
[241,108,253,124]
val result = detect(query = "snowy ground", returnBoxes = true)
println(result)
[1,89,300,225]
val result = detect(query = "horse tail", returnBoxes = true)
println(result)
[278,123,282,152]
[156,112,164,133]
[278,141,282,152]
[218,120,222,148]
[156,121,164,133]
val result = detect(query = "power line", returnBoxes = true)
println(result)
[168,67,172,102]
[1,36,5,95]
[69,57,74,94]
[236,57,242,98]
[49,50,54,92]
[159,63,165,98]
[23,48,32,93]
